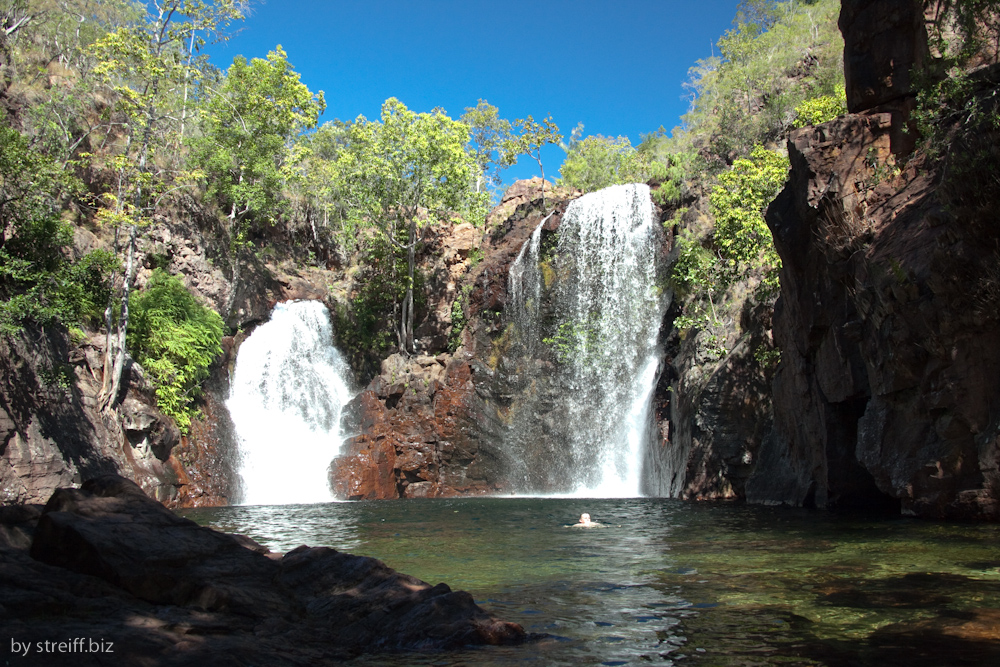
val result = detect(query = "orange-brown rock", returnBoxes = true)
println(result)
[330,354,503,499]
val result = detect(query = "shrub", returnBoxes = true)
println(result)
[709,145,789,292]
[793,85,848,127]
[127,270,224,433]
[0,126,116,333]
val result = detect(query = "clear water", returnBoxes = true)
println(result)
[181,498,1000,666]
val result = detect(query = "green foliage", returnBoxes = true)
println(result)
[754,342,781,368]
[289,121,357,251]
[502,114,562,189]
[461,99,516,197]
[925,0,1000,68]
[557,135,658,192]
[335,98,483,231]
[668,146,788,359]
[194,45,325,245]
[332,97,484,352]
[669,0,844,166]
[670,229,715,297]
[0,125,116,333]
[127,269,224,433]
[335,233,427,360]
[793,85,847,127]
[709,145,789,291]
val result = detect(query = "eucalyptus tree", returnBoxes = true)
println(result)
[87,0,245,410]
[334,98,482,354]
[460,99,516,195]
[195,45,325,245]
[503,114,562,207]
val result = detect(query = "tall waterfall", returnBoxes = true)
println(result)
[502,183,667,496]
[227,300,351,506]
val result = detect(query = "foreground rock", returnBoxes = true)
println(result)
[0,476,527,665]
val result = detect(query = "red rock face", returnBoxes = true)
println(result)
[168,391,241,508]
[329,180,583,500]
[330,356,502,499]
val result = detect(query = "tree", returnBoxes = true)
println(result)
[195,45,325,246]
[290,120,353,255]
[503,114,562,207]
[460,99,515,195]
[334,98,481,354]
[0,125,115,333]
[87,0,245,411]
[557,134,656,192]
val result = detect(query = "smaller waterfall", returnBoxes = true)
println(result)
[227,300,351,506]
[502,183,668,496]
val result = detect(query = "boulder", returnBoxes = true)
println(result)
[6,475,527,665]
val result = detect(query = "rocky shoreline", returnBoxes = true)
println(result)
[0,475,529,665]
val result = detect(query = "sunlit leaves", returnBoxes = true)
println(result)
[557,135,657,193]
[127,269,224,432]
[709,145,788,289]
[793,85,847,128]
[194,45,325,243]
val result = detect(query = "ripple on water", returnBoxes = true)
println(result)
[181,497,1000,667]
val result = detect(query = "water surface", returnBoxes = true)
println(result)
[182,498,1000,666]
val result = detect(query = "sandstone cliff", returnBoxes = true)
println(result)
[330,179,584,498]
[745,1,1000,519]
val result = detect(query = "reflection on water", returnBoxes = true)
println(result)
[180,498,1000,666]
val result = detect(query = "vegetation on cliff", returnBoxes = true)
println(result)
[0,0,582,430]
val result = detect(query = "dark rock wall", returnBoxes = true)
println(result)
[750,99,1000,518]
[0,326,182,505]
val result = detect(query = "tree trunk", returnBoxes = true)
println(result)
[102,224,137,411]
[537,152,546,210]
[403,214,417,354]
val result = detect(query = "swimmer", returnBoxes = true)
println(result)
[568,512,602,528]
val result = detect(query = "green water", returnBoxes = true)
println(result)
[181,498,1000,666]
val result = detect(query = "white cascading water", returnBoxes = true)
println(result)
[504,183,667,497]
[227,300,351,505]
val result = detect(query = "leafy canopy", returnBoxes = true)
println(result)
[557,134,660,193]
[195,45,326,243]
[461,99,516,195]
[335,97,482,232]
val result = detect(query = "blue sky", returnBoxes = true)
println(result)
[211,0,742,186]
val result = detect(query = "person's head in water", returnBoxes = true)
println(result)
[579,513,593,525]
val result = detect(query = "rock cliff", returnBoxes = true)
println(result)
[330,179,583,498]
[749,73,1000,518]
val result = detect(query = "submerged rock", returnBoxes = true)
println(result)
[2,475,527,665]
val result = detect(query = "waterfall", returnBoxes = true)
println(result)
[227,300,351,506]
[502,183,667,497]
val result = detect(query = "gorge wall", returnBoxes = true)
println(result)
[4,1,1000,520]
[746,1,1000,519]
